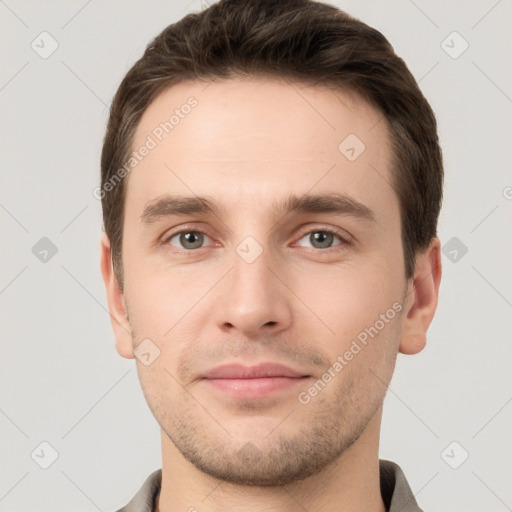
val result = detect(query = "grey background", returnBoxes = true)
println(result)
[1,0,511,510]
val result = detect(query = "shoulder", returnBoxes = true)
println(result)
[114,469,162,512]
[379,459,425,512]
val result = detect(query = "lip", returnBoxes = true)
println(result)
[200,363,310,399]
[202,363,307,379]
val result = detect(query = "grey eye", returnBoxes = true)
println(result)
[296,231,342,249]
[169,231,209,250]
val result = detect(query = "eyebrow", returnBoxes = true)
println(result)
[139,192,376,225]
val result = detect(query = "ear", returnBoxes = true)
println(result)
[399,237,442,355]
[100,233,134,359]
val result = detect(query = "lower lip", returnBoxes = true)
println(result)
[203,377,307,399]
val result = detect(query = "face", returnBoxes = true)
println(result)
[107,77,415,485]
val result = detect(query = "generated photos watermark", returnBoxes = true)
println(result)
[93,96,198,200]
[298,301,403,405]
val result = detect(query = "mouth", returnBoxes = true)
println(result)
[199,363,310,399]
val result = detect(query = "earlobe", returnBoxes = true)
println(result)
[99,233,134,359]
[399,238,442,355]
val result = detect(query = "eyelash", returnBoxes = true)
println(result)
[294,226,351,249]
[161,225,351,251]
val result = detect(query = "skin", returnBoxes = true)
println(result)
[101,77,441,512]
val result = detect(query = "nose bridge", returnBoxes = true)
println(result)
[216,236,292,336]
[230,238,276,308]
[232,240,272,296]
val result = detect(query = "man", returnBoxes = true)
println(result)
[99,0,442,510]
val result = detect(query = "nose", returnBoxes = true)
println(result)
[215,246,293,339]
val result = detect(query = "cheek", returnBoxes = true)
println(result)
[123,250,200,332]
[291,265,401,420]
[294,261,397,320]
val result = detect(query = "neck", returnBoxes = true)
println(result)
[155,411,385,512]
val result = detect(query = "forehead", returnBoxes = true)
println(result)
[126,77,397,224]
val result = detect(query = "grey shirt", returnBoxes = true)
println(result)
[115,459,423,512]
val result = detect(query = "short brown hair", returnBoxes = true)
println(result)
[100,0,443,290]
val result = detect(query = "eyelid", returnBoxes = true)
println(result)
[159,223,353,250]
[161,225,217,248]
[292,224,353,246]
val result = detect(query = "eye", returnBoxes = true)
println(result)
[295,229,347,249]
[167,231,212,250]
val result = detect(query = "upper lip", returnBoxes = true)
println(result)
[201,363,308,379]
